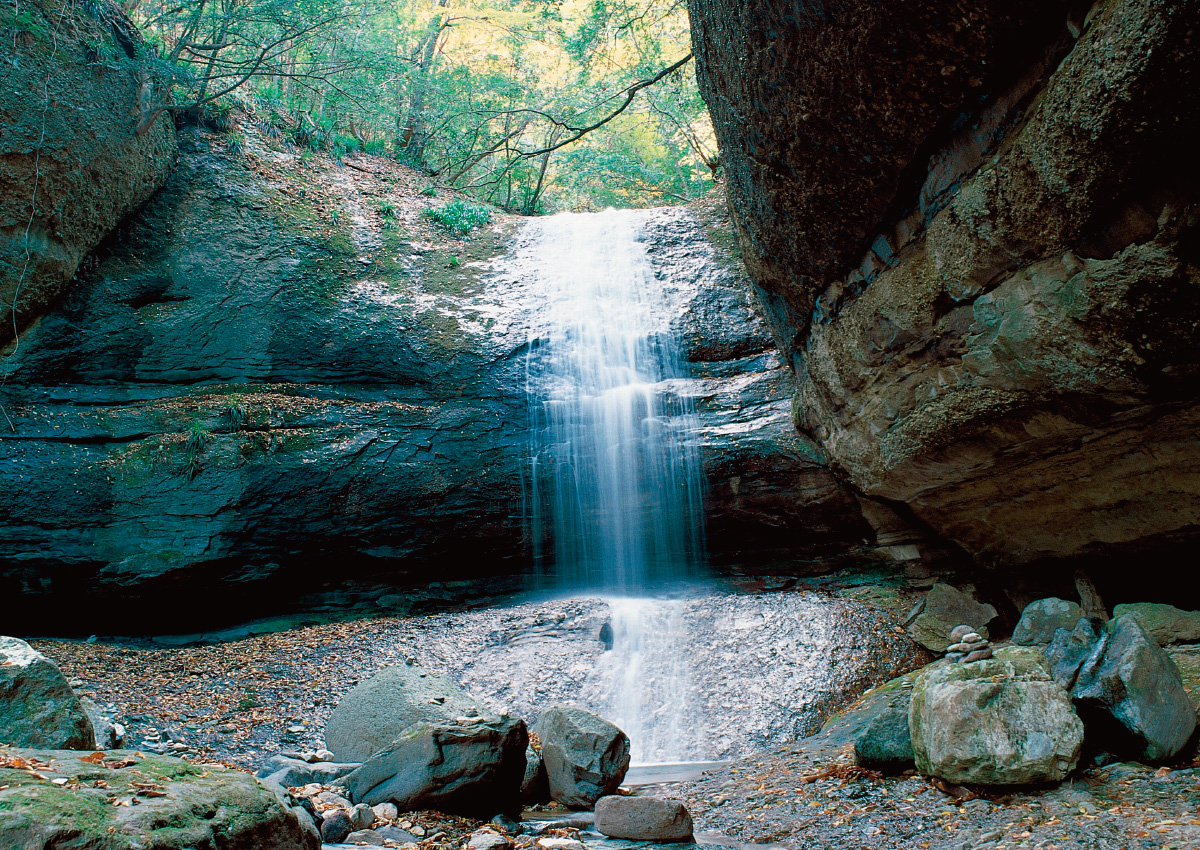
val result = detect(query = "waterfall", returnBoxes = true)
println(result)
[522,209,707,761]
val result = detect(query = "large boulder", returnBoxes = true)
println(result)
[0,0,175,343]
[0,748,318,850]
[340,715,527,818]
[595,796,694,842]
[910,647,1083,785]
[1112,603,1200,647]
[1013,598,1086,646]
[1071,615,1196,762]
[534,706,631,808]
[326,663,483,762]
[521,745,550,804]
[0,637,94,750]
[903,584,997,653]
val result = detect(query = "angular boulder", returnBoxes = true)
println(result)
[903,584,997,653]
[0,748,318,850]
[1112,603,1200,647]
[255,754,361,788]
[1044,617,1105,688]
[910,647,1083,785]
[534,706,631,808]
[853,704,914,774]
[1013,598,1086,646]
[326,663,483,762]
[595,795,694,842]
[341,715,527,818]
[522,744,550,804]
[1072,615,1196,762]
[0,637,94,750]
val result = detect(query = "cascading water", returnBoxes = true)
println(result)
[523,209,707,761]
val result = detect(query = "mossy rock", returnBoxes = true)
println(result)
[0,748,318,849]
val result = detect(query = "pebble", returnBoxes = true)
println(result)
[345,829,385,845]
[468,830,513,850]
[372,802,399,821]
[962,647,993,663]
[949,625,974,642]
[349,803,375,830]
[537,840,584,850]
[217,724,237,734]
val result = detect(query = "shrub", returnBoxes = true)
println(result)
[376,199,396,218]
[423,199,492,235]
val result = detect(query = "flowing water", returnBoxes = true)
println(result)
[522,209,707,760]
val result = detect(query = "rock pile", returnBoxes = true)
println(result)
[943,625,993,663]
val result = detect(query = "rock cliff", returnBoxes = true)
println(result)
[0,0,176,344]
[688,0,1200,573]
[0,130,878,634]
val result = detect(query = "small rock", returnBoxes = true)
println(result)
[961,633,983,644]
[962,647,993,663]
[468,829,513,850]
[315,749,335,762]
[410,824,427,837]
[376,825,421,843]
[345,828,385,845]
[218,724,237,734]
[372,802,399,821]
[349,803,376,830]
[537,839,584,850]
[316,790,353,808]
[491,814,521,834]
[949,625,974,642]
[321,809,354,843]
[595,795,694,842]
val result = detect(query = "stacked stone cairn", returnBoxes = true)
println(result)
[943,625,992,663]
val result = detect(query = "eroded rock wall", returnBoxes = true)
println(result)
[0,0,176,342]
[689,0,1200,568]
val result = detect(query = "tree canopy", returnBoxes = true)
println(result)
[131,0,716,212]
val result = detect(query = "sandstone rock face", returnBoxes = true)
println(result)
[0,748,319,850]
[910,648,1083,785]
[0,636,94,750]
[533,706,630,808]
[689,0,1200,567]
[341,716,527,817]
[0,1,175,343]
[326,664,483,763]
[1013,598,1086,646]
[595,796,694,842]
[1112,603,1200,646]
[0,136,881,634]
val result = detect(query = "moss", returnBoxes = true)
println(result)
[0,781,115,840]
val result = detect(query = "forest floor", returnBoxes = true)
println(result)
[30,581,1200,850]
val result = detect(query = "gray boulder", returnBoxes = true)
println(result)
[1072,615,1196,762]
[853,704,913,774]
[341,715,527,817]
[255,755,361,788]
[0,636,94,750]
[534,706,631,808]
[0,748,318,850]
[903,584,997,653]
[522,744,550,803]
[1044,617,1104,688]
[910,647,1083,785]
[595,795,694,841]
[1013,598,1085,646]
[326,663,483,762]
[1112,603,1200,646]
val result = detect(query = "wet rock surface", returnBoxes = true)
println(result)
[30,587,925,769]
[594,796,693,841]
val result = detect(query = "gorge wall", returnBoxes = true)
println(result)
[688,0,1200,577]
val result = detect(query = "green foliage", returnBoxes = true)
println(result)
[424,200,493,235]
[225,131,246,157]
[182,424,210,480]
[132,0,716,211]
[375,199,395,218]
[421,186,439,198]
[224,397,248,431]
[447,254,461,268]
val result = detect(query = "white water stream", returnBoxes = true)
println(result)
[523,210,707,761]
